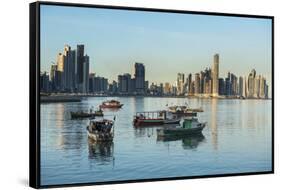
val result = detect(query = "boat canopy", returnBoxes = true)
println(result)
[135,111,167,119]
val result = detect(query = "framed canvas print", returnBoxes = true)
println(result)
[29,1,274,188]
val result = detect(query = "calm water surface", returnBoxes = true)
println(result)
[40,97,272,185]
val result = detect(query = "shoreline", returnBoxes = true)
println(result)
[40,93,271,103]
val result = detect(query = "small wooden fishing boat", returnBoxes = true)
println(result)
[157,117,206,137]
[186,107,204,112]
[133,111,180,127]
[99,100,123,109]
[70,109,104,119]
[86,117,115,141]
[70,111,95,119]
[167,105,198,117]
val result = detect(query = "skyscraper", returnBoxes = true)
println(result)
[200,71,205,94]
[76,44,85,92]
[243,76,247,97]
[40,72,50,93]
[212,54,219,97]
[194,73,200,95]
[229,72,237,95]
[218,78,225,95]
[50,64,57,91]
[203,68,211,95]
[56,53,64,90]
[225,74,231,96]
[134,63,145,94]
[164,82,171,95]
[187,73,192,94]
[118,74,132,93]
[83,55,90,93]
[259,76,266,98]
[238,76,244,97]
[247,69,256,98]
[62,45,76,92]
[177,73,185,95]
[253,75,260,98]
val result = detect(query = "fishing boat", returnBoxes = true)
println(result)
[133,111,180,127]
[186,107,204,112]
[86,117,115,141]
[70,108,103,119]
[99,100,123,109]
[167,105,199,117]
[157,117,206,137]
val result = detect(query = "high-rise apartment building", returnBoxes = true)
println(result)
[212,54,219,96]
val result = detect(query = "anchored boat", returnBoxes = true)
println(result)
[70,108,104,119]
[86,117,115,141]
[157,116,206,137]
[133,111,180,127]
[167,105,203,117]
[99,100,123,109]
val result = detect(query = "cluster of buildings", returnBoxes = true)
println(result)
[40,45,269,99]
[41,44,89,93]
[40,44,147,95]
[161,54,269,99]
[87,63,147,95]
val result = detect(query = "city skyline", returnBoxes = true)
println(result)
[41,47,271,89]
[40,5,272,90]
[40,44,269,99]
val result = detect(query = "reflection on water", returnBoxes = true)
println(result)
[88,139,114,166]
[211,99,218,150]
[157,133,205,150]
[41,97,272,186]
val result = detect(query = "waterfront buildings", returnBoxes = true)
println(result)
[40,72,50,93]
[118,73,132,94]
[41,50,269,99]
[46,44,90,93]
[89,73,108,94]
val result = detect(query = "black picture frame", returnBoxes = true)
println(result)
[29,1,274,188]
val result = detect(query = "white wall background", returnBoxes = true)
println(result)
[0,0,279,189]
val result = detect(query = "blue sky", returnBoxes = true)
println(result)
[40,5,272,89]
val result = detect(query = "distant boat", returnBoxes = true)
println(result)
[86,117,115,141]
[99,100,123,109]
[70,109,104,119]
[157,117,206,137]
[167,105,203,117]
[133,111,180,127]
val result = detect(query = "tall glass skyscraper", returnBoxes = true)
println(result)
[212,53,219,96]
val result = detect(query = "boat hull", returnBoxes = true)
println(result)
[157,125,205,137]
[99,104,123,109]
[71,112,104,119]
[133,119,164,127]
[71,113,95,119]
[133,119,180,127]
[163,119,181,125]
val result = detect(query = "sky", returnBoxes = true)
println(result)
[40,5,272,91]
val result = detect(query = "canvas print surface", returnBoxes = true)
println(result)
[39,4,272,186]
